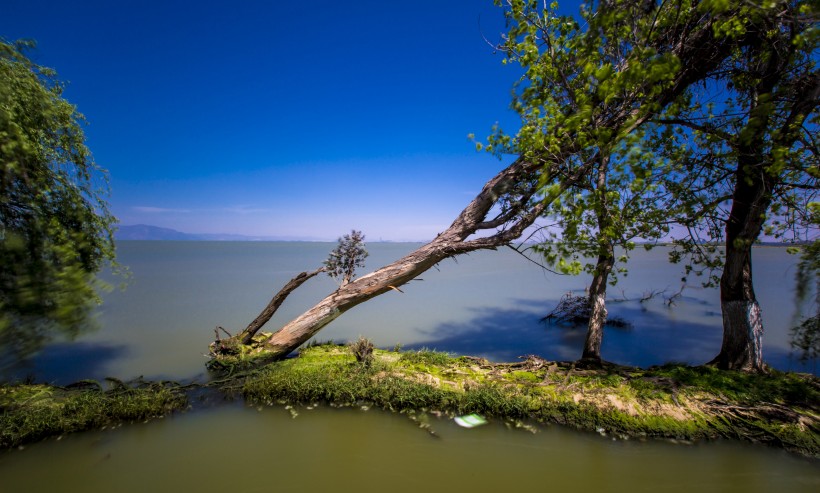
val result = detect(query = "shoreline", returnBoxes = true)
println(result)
[237,345,820,458]
[2,345,818,458]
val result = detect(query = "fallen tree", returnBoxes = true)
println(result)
[209,1,775,363]
[211,155,555,362]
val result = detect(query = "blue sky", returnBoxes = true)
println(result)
[2,1,588,241]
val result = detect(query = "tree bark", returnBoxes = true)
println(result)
[716,298,764,370]
[712,170,771,371]
[582,249,614,362]
[239,267,326,345]
[582,153,615,363]
[261,156,553,358]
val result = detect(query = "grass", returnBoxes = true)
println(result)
[646,363,818,403]
[239,345,820,458]
[0,380,188,449]
[7,344,815,455]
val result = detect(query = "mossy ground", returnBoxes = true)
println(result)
[239,344,820,458]
[206,331,280,373]
[0,380,188,449]
[3,345,817,457]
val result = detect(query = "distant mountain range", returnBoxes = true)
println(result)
[115,224,326,242]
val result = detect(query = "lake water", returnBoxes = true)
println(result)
[1,241,818,491]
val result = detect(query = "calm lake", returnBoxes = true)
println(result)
[1,241,818,491]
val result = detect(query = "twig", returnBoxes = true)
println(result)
[664,284,686,306]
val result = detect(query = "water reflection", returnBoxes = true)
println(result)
[406,296,817,374]
[1,242,815,382]
[2,341,129,385]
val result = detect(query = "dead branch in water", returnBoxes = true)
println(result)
[542,292,630,328]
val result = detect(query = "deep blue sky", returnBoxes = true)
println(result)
[3,1,580,240]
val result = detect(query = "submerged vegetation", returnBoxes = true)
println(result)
[0,379,187,449]
[542,292,630,327]
[235,344,820,458]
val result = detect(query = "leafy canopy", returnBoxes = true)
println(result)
[0,39,117,360]
[483,0,713,279]
[482,0,818,292]
[656,0,819,285]
[535,128,675,281]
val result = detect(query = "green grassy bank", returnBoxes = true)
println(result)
[0,380,188,449]
[2,344,817,458]
[237,344,819,458]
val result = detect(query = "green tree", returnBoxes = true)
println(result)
[0,39,117,362]
[658,0,819,371]
[536,128,675,363]
[489,0,817,371]
[325,230,368,287]
[485,0,756,363]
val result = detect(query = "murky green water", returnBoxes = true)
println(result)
[1,242,817,491]
[3,404,818,493]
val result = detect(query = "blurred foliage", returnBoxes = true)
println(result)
[653,0,819,287]
[791,216,820,361]
[482,0,744,283]
[0,39,117,364]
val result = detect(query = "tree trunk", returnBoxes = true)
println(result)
[582,249,614,363]
[581,152,615,364]
[711,155,771,372]
[713,199,769,371]
[239,267,326,344]
[261,156,553,358]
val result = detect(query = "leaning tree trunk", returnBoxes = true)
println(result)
[227,16,743,360]
[239,267,325,344]
[261,156,553,358]
[581,153,615,364]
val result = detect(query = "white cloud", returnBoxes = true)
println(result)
[132,206,192,213]
[221,205,273,214]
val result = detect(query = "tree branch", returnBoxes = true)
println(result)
[239,266,326,344]
[656,118,736,142]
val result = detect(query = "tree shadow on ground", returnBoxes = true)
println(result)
[403,298,817,374]
[1,342,129,385]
